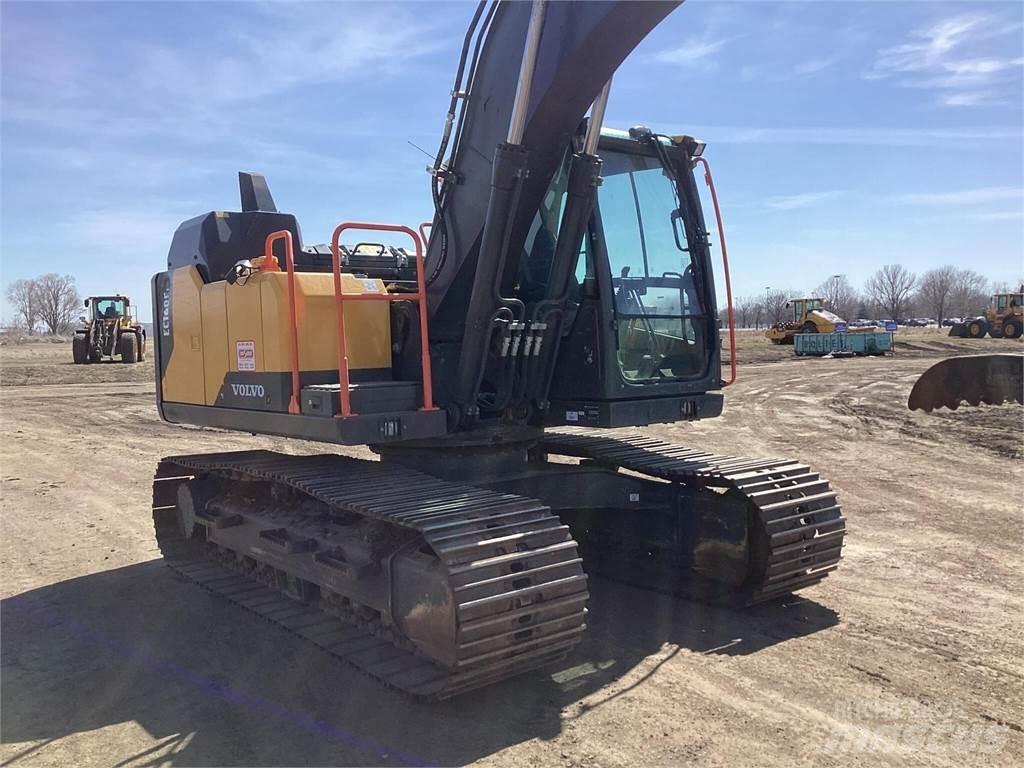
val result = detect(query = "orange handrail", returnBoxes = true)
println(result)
[693,157,737,387]
[264,230,302,414]
[418,221,432,250]
[330,222,436,418]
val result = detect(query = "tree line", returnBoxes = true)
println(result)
[5,274,82,335]
[726,265,1014,329]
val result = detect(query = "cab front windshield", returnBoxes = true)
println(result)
[794,299,822,321]
[93,298,126,320]
[598,148,707,381]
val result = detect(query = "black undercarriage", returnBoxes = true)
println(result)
[154,428,844,698]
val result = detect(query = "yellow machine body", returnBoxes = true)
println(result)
[765,297,852,345]
[983,292,1023,338]
[160,265,392,406]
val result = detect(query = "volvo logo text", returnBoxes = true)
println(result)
[231,384,265,398]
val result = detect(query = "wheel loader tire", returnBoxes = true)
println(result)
[120,332,138,364]
[72,335,88,364]
[138,335,146,362]
[967,320,987,339]
[801,321,818,334]
[1003,319,1022,339]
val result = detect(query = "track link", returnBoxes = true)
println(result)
[152,451,588,699]
[542,428,846,603]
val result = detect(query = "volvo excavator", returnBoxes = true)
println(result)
[151,0,846,699]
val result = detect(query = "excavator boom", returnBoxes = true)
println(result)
[425,0,680,324]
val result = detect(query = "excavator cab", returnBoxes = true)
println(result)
[546,129,722,426]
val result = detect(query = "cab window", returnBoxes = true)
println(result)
[597,148,707,382]
[93,299,126,319]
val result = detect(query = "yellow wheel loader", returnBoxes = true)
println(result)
[948,289,1024,339]
[72,295,147,364]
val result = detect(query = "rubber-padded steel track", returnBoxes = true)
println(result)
[542,428,845,603]
[152,451,588,699]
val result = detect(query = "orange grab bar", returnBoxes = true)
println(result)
[330,222,437,418]
[418,221,432,250]
[693,157,736,387]
[263,231,302,414]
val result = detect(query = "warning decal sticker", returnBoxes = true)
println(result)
[236,340,256,371]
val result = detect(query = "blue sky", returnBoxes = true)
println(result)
[2,0,1022,322]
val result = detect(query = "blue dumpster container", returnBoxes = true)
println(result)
[794,332,892,356]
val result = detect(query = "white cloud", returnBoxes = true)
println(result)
[1,3,445,143]
[793,57,839,76]
[738,65,758,82]
[939,90,1003,107]
[866,13,1024,107]
[890,187,1023,206]
[655,38,728,66]
[621,122,1020,148]
[969,210,1024,221]
[764,191,844,211]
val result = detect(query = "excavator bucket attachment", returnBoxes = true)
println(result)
[908,354,1024,412]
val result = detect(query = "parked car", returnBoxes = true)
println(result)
[849,318,875,327]
[941,317,962,327]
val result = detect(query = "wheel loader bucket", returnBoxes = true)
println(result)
[947,323,968,338]
[908,354,1024,412]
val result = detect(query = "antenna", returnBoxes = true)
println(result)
[407,140,435,161]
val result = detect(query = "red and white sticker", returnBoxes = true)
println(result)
[236,340,256,371]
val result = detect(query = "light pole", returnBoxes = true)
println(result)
[828,274,842,313]
[764,286,771,328]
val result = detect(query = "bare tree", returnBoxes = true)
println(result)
[35,273,81,335]
[735,296,763,329]
[764,289,791,325]
[852,297,876,320]
[815,274,857,319]
[865,264,916,322]
[949,268,989,318]
[917,266,957,323]
[5,279,40,333]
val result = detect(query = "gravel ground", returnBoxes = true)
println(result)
[1,338,1021,767]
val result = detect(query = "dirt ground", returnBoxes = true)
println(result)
[1,332,1021,767]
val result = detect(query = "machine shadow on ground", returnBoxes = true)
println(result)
[1,561,837,767]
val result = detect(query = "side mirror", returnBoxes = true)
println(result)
[84,299,90,307]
